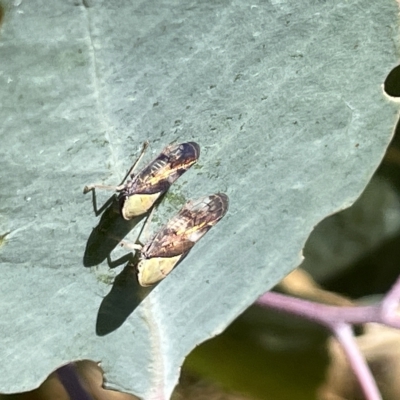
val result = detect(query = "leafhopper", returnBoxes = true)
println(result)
[84,142,200,219]
[132,193,229,286]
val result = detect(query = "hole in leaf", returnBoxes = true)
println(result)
[384,65,400,97]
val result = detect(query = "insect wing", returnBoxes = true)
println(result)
[142,193,229,259]
[118,142,199,219]
[137,193,228,286]
[126,142,199,195]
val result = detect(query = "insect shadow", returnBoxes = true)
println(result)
[82,193,146,268]
[83,143,147,268]
[84,193,154,336]
[83,193,151,336]
[95,239,191,336]
[95,257,153,336]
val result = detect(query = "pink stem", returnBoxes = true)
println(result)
[256,291,387,400]
[333,324,382,400]
[381,276,400,320]
[256,292,381,327]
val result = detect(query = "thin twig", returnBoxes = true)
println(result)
[255,289,400,400]
[381,276,400,319]
[256,292,381,327]
[332,323,382,400]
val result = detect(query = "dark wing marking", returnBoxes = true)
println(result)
[120,142,199,197]
[142,193,229,258]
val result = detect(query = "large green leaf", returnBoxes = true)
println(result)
[0,1,398,398]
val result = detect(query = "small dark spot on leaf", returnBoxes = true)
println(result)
[0,3,5,28]
[209,84,216,89]
[153,102,159,107]
[82,0,94,7]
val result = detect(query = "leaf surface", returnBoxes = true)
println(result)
[0,1,398,398]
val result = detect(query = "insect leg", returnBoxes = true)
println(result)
[117,204,156,251]
[100,230,143,252]
[119,240,143,251]
[138,200,157,243]
[83,184,124,194]
[83,141,149,194]
[85,188,118,216]
[119,141,149,184]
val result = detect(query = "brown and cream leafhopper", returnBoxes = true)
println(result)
[84,142,200,219]
[135,193,229,286]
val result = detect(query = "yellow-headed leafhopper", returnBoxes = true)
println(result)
[134,193,229,286]
[84,142,200,220]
